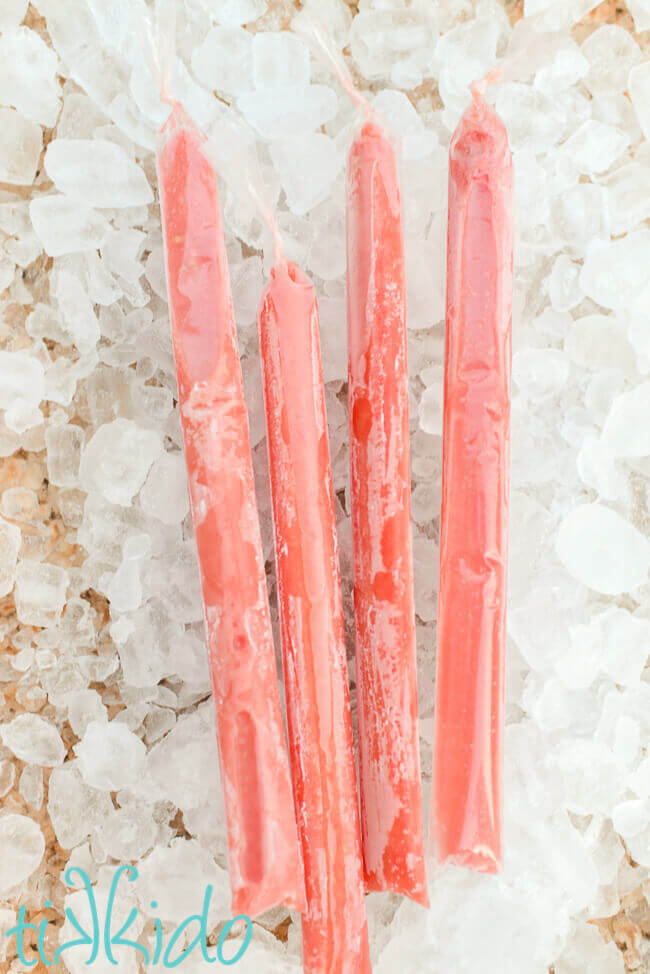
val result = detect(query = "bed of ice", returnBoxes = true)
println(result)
[1,0,649,970]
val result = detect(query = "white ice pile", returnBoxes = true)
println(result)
[0,0,649,970]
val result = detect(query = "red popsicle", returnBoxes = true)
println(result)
[431,91,513,871]
[156,103,305,916]
[347,120,428,905]
[258,259,371,973]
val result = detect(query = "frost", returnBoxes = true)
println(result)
[0,815,44,894]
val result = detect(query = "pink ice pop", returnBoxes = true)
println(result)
[347,120,427,905]
[258,260,370,973]
[431,92,513,872]
[156,103,304,916]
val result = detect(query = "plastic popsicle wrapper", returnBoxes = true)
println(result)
[156,102,305,917]
[347,118,428,905]
[431,91,513,872]
[258,259,371,973]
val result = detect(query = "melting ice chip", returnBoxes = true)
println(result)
[0,107,42,185]
[580,231,650,311]
[252,31,310,88]
[581,24,641,94]
[0,814,45,894]
[372,90,438,160]
[238,84,338,140]
[628,0,650,30]
[602,382,650,457]
[79,418,162,507]
[350,4,437,89]
[561,119,629,175]
[270,133,343,216]
[75,719,146,791]
[191,27,254,95]
[0,0,28,31]
[0,26,60,126]
[629,61,650,141]
[0,713,66,767]
[30,195,110,257]
[14,560,69,628]
[44,138,153,208]
[0,516,20,597]
[556,503,649,595]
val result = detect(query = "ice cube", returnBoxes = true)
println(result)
[585,369,625,422]
[0,814,44,894]
[168,631,210,688]
[556,503,648,594]
[350,5,437,89]
[79,418,163,507]
[52,267,101,350]
[216,0,267,24]
[0,0,27,30]
[19,765,43,810]
[406,236,445,330]
[576,437,625,501]
[44,138,153,208]
[605,163,650,236]
[0,516,20,597]
[0,713,65,766]
[612,799,648,839]
[191,27,253,95]
[581,25,641,94]
[135,838,229,923]
[418,378,443,436]
[628,0,650,30]
[143,705,224,822]
[30,195,110,256]
[140,452,190,525]
[65,690,108,737]
[14,559,69,627]
[238,85,338,140]
[0,107,42,184]
[45,423,84,487]
[0,26,60,126]
[512,348,569,400]
[231,256,264,326]
[48,761,113,849]
[629,755,650,798]
[253,31,310,88]
[602,382,650,457]
[569,608,650,688]
[533,42,589,93]
[564,315,635,373]
[436,16,504,111]
[412,533,438,622]
[270,133,343,215]
[550,184,608,254]
[548,255,583,312]
[561,119,629,175]
[372,90,437,160]
[75,719,146,791]
[629,61,650,141]
[57,91,108,139]
[318,294,347,382]
[495,84,563,153]
[104,533,150,614]
[555,923,625,974]
[580,231,650,312]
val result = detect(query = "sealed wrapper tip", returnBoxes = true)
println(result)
[431,94,513,873]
